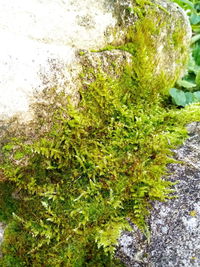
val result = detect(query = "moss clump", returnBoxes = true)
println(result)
[1,70,200,266]
[0,1,199,266]
[102,1,189,93]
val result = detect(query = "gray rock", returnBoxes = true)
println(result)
[117,122,200,267]
[0,0,191,122]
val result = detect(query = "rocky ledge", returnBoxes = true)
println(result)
[117,122,200,267]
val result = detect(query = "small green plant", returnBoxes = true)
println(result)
[170,0,200,106]
[170,87,200,106]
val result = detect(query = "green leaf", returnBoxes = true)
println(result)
[185,92,194,105]
[170,88,187,107]
[176,79,196,89]
[195,70,200,86]
[191,24,200,33]
[192,44,200,66]
[193,91,200,102]
[191,33,200,44]
[173,0,195,11]
[195,3,200,13]
[190,14,200,25]
[187,56,200,74]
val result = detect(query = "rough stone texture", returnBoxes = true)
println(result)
[0,0,191,121]
[0,0,116,120]
[117,122,200,267]
[113,0,192,78]
[152,0,192,79]
[0,49,133,143]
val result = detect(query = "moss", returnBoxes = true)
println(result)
[100,0,190,97]
[0,182,19,223]
[1,69,200,266]
[0,1,198,266]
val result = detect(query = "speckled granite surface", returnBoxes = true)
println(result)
[117,122,200,266]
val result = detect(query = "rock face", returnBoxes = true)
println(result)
[0,0,193,256]
[0,0,191,122]
[117,122,200,267]
[0,0,116,119]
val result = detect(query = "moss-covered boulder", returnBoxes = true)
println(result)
[0,0,191,123]
[112,0,191,80]
[0,1,198,266]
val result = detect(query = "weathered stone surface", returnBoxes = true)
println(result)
[0,0,191,122]
[113,0,192,78]
[0,0,116,119]
[117,122,200,267]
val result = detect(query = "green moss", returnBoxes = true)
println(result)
[102,2,189,96]
[0,1,198,266]
[1,69,200,266]
[0,182,19,223]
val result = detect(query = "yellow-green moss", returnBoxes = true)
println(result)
[0,1,198,267]
[100,1,190,97]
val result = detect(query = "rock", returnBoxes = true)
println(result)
[117,122,200,267]
[0,0,116,120]
[0,0,193,255]
[0,0,191,122]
